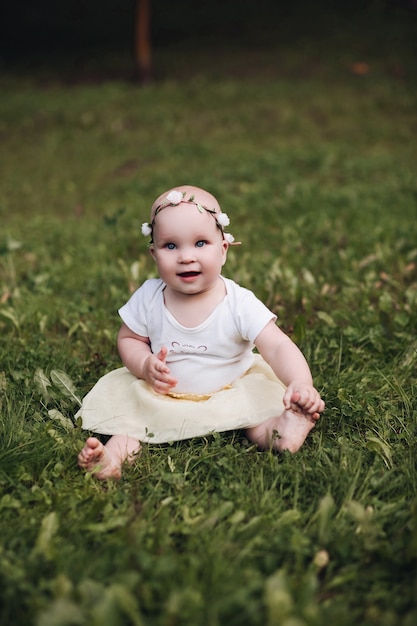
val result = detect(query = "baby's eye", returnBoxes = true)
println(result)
[195,240,207,248]
[165,242,176,250]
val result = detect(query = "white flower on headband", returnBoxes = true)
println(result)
[224,233,235,244]
[141,222,152,236]
[166,190,184,205]
[217,212,230,227]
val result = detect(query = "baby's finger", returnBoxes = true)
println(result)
[297,388,320,411]
[293,389,307,407]
[151,370,177,392]
[307,394,325,413]
[155,361,170,376]
[153,381,177,395]
[284,387,299,408]
[156,346,168,362]
[305,398,325,419]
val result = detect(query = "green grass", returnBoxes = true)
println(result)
[1,7,417,625]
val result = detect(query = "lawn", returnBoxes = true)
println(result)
[0,3,417,625]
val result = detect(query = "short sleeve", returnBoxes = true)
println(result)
[225,279,277,343]
[118,278,163,337]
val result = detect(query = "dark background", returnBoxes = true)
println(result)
[2,0,416,80]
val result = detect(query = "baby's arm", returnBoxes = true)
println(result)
[117,323,178,394]
[254,320,325,418]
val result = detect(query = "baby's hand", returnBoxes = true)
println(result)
[283,381,325,421]
[143,346,177,394]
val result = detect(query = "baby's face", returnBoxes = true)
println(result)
[150,202,228,296]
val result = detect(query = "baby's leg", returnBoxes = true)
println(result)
[245,408,320,454]
[78,435,141,480]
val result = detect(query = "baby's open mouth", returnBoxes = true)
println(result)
[178,271,200,277]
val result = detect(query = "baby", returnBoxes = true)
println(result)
[78,185,325,479]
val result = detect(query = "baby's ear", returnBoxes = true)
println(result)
[149,244,156,260]
[221,240,229,265]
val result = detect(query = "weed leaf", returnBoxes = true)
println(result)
[0,308,20,328]
[33,511,59,560]
[50,369,82,406]
[34,368,52,402]
[36,599,84,626]
[48,408,75,430]
[366,435,393,469]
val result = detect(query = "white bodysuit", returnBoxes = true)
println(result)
[118,276,276,394]
[77,276,287,443]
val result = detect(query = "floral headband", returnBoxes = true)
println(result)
[141,190,240,245]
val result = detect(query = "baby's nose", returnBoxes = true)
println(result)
[179,247,197,262]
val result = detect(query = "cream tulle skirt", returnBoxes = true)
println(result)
[76,355,286,444]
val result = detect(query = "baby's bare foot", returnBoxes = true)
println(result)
[78,437,122,480]
[274,409,320,453]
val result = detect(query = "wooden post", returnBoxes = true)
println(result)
[134,0,152,83]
